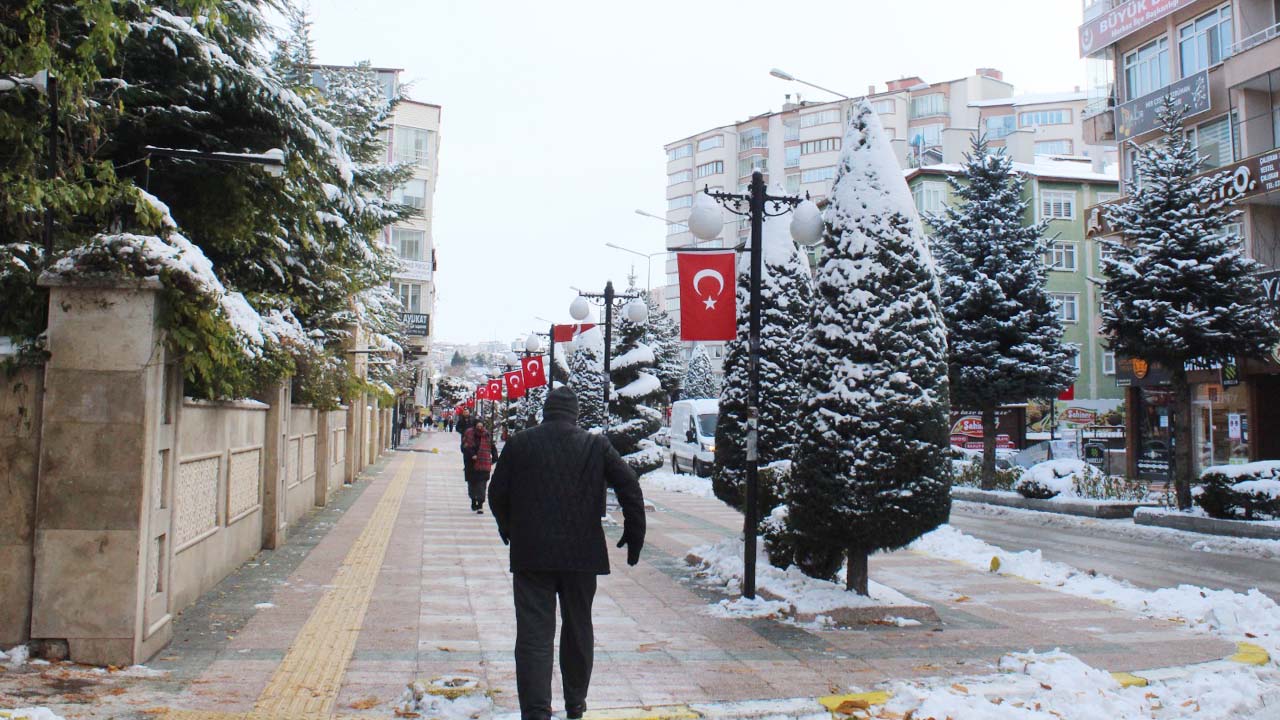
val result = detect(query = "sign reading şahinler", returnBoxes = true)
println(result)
[1079,0,1200,56]
[1115,71,1210,142]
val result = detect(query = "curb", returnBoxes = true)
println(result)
[1108,641,1273,688]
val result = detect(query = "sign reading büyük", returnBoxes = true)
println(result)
[1079,0,1200,56]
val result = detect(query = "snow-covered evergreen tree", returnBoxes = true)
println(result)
[567,327,609,431]
[713,213,815,510]
[682,346,717,399]
[926,136,1076,489]
[786,101,951,595]
[608,297,665,473]
[640,290,685,402]
[1102,96,1278,510]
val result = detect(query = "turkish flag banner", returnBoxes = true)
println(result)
[552,323,596,343]
[521,354,548,389]
[464,398,475,408]
[1058,384,1075,401]
[678,251,737,341]
[476,386,488,400]
[504,369,526,399]
[488,378,504,400]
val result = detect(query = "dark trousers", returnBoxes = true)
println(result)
[467,469,489,507]
[513,571,597,720]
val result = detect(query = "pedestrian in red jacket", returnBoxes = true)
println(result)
[462,420,494,514]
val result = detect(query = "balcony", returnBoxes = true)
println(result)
[1224,22,1280,90]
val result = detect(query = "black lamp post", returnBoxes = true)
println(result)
[569,282,649,420]
[688,169,823,599]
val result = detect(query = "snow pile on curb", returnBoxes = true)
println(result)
[912,525,1280,656]
[641,468,714,498]
[0,708,68,720]
[396,676,492,719]
[1,643,29,667]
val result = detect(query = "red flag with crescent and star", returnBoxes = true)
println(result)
[677,251,736,341]
[487,378,504,400]
[476,385,488,401]
[552,323,596,343]
[504,369,526,399]
[521,354,548,389]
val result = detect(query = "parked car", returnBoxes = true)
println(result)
[670,398,718,477]
[654,427,671,447]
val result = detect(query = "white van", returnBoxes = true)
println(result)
[670,398,718,477]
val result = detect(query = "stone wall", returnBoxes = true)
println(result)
[0,365,43,647]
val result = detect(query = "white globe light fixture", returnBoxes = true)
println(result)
[789,199,823,246]
[525,334,541,353]
[623,298,648,323]
[688,193,724,241]
[504,352,519,366]
[569,295,590,321]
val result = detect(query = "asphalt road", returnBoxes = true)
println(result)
[948,503,1280,600]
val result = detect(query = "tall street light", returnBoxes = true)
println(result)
[768,68,853,100]
[605,242,664,296]
[570,283,648,421]
[689,171,822,599]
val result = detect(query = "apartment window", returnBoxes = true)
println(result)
[392,179,427,212]
[1047,241,1078,271]
[986,115,1016,139]
[668,169,692,186]
[784,146,800,168]
[392,126,432,166]
[1019,109,1071,127]
[1050,293,1080,323]
[1040,190,1076,220]
[1123,37,1170,100]
[668,144,692,161]
[709,345,724,360]
[800,166,836,184]
[739,155,768,176]
[783,119,800,141]
[1216,221,1245,248]
[785,173,800,193]
[739,128,767,151]
[801,137,841,155]
[1187,115,1233,169]
[800,109,840,128]
[1102,351,1116,375]
[393,282,421,313]
[1096,191,1121,204]
[1068,344,1082,373]
[912,181,946,215]
[1035,139,1074,156]
[668,195,693,210]
[696,161,724,178]
[667,221,689,236]
[1179,4,1233,77]
[697,135,724,152]
[911,93,947,118]
[392,227,425,261]
[872,99,895,114]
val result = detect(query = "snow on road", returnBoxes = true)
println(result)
[640,468,715,498]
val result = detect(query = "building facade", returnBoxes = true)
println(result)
[1080,0,1280,480]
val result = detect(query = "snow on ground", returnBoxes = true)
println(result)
[0,708,67,720]
[1,644,29,668]
[640,467,715,498]
[396,677,492,719]
[912,525,1280,656]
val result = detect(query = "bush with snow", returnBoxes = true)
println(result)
[1197,461,1280,520]
[1015,459,1103,499]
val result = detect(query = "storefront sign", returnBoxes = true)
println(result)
[1079,0,1200,56]
[401,312,429,337]
[1062,407,1099,425]
[1083,442,1108,469]
[948,408,1026,451]
[1115,356,1172,387]
[1115,71,1209,142]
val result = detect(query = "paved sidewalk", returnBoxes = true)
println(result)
[0,431,1233,719]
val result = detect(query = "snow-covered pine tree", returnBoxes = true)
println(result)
[926,136,1076,489]
[608,294,666,473]
[567,327,609,431]
[713,213,815,512]
[682,346,717,399]
[644,293,685,403]
[1102,96,1278,510]
[787,100,951,595]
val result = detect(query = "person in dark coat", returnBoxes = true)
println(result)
[456,409,474,478]
[462,420,495,513]
[488,387,645,720]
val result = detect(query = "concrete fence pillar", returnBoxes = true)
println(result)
[0,365,44,647]
[258,384,290,550]
[315,411,331,507]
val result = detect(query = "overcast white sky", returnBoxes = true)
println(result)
[307,0,1088,345]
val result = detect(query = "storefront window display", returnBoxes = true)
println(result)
[1191,382,1249,473]
[1135,387,1175,483]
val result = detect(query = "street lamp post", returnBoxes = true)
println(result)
[605,242,665,297]
[688,170,822,599]
[570,283,648,421]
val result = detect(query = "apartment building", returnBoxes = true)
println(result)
[1078,0,1280,481]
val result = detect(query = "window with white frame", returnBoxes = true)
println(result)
[1179,4,1233,78]
[667,221,688,236]
[986,115,1016,139]
[392,126,432,166]
[784,146,800,168]
[785,173,800,193]
[668,169,691,185]
[739,128,767,151]
[783,119,799,141]
[696,161,723,178]
[393,282,421,313]
[801,137,841,155]
[872,99,895,114]
[913,123,943,147]
[697,135,724,152]
[1040,190,1077,220]
[1035,139,1074,156]
[392,227,425,261]
[800,109,840,128]
[911,93,947,118]
[1123,37,1170,101]
[1187,115,1233,169]
[1068,344,1082,373]
[709,345,724,359]
[800,166,836,184]
[1050,293,1080,323]
[1102,351,1116,375]
[1096,191,1120,204]
[1019,109,1072,127]
[392,179,427,211]
[1047,241,1078,271]
[667,144,692,161]
[1216,221,1244,248]
[668,195,693,210]
[739,155,767,176]
[913,181,946,215]
[1098,238,1118,264]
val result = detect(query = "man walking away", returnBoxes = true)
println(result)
[462,420,494,513]
[488,387,645,720]
[456,409,474,479]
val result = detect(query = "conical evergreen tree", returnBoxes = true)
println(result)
[1102,96,1278,509]
[641,290,684,403]
[787,101,951,595]
[926,136,1076,489]
[682,346,717,399]
[608,293,665,471]
[567,327,609,431]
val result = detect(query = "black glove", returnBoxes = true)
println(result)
[499,530,509,546]
[616,530,642,566]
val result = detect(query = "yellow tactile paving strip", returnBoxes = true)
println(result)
[165,454,416,720]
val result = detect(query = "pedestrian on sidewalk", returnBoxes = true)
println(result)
[488,386,646,720]
[462,420,495,513]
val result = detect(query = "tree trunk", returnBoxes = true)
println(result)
[846,550,868,596]
[980,403,998,490]
[1170,368,1194,511]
